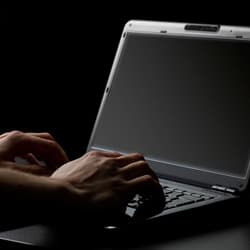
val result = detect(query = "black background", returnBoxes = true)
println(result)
[1,5,250,160]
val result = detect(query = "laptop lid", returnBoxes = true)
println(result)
[87,20,250,193]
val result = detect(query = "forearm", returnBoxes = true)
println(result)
[0,168,70,225]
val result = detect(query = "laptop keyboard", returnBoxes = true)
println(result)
[128,183,215,211]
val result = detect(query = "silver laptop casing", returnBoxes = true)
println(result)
[87,20,250,195]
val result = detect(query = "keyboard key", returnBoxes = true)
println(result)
[191,193,202,197]
[181,195,205,202]
[201,195,214,200]
[128,183,215,213]
[164,198,194,210]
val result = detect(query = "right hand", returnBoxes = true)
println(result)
[51,150,164,224]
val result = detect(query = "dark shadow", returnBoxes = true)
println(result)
[11,196,247,249]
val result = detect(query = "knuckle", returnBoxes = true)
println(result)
[137,160,147,166]
[131,160,143,170]
[87,150,100,157]
[46,139,58,150]
[133,153,144,160]
[44,132,54,139]
[103,158,117,168]
[143,174,155,183]
[7,130,24,141]
[136,160,149,170]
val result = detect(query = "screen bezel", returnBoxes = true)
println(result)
[87,21,250,192]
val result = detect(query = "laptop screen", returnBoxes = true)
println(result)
[91,32,250,178]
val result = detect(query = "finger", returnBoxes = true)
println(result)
[127,175,164,202]
[8,132,68,168]
[118,160,159,182]
[25,132,55,141]
[128,176,165,218]
[82,150,122,161]
[128,175,165,219]
[115,153,145,167]
[5,162,52,176]
[17,164,52,175]
[0,131,55,141]
[18,153,43,165]
[92,150,122,157]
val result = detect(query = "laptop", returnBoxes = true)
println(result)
[86,20,250,224]
[0,20,250,246]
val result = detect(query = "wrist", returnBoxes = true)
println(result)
[47,178,83,217]
[49,177,98,222]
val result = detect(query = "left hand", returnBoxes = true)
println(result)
[0,130,69,175]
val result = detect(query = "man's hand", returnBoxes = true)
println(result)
[51,150,164,223]
[0,130,69,175]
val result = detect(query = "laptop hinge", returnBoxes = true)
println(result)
[211,185,238,194]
